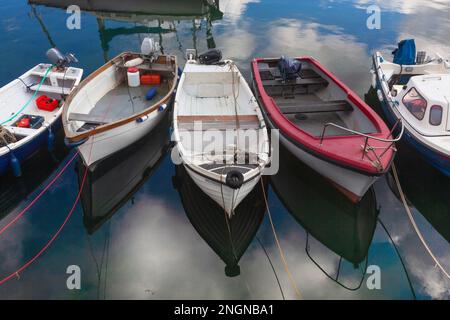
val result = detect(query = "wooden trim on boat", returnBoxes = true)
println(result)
[177,115,259,123]
[63,52,178,143]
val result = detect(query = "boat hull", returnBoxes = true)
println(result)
[279,131,378,202]
[252,83,379,202]
[77,107,168,167]
[0,120,59,176]
[373,64,450,178]
[184,163,261,216]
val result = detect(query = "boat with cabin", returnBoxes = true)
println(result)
[372,39,450,177]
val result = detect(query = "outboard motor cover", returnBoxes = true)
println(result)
[278,56,302,81]
[199,49,222,65]
[46,48,78,69]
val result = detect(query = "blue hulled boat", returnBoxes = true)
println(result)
[372,40,450,177]
[0,49,83,177]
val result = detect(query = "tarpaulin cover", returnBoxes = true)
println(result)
[393,39,416,65]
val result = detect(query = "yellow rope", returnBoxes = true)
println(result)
[260,179,304,299]
[392,163,450,280]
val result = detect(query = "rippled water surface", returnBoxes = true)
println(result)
[0,0,449,299]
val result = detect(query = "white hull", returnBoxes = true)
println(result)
[184,164,261,215]
[281,134,379,200]
[173,57,270,216]
[78,108,167,166]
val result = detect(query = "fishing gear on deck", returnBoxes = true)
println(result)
[0,126,17,147]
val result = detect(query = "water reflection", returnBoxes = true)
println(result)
[173,165,266,277]
[0,0,448,299]
[79,114,171,235]
[271,145,379,289]
[0,128,69,220]
[29,0,223,61]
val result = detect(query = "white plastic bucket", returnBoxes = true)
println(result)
[127,67,140,87]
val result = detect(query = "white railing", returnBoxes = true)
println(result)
[319,119,404,163]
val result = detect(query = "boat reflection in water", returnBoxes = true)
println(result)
[387,139,450,243]
[173,165,267,277]
[366,87,450,244]
[271,145,379,288]
[0,129,68,220]
[78,114,170,234]
[29,0,223,59]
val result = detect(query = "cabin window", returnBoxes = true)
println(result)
[402,88,427,120]
[429,105,443,126]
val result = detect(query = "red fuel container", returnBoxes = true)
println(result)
[140,74,161,85]
[36,95,60,112]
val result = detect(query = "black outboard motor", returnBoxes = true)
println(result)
[278,56,302,82]
[46,48,78,69]
[199,49,222,65]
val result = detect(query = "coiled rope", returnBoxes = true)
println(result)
[0,126,17,146]
[392,163,450,280]
[260,179,303,299]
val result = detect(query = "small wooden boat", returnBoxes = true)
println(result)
[373,39,450,178]
[173,164,266,277]
[0,55,83,177]
[173,51,270,217]
[252,56,400,202]
[63,40,177,166]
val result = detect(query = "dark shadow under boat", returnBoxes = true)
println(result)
[173,164,267,277]
[386,143,450,243]
[366,87,450,244]
[0,126,69,220]
[78,113,171,235]
[271,144,379,266]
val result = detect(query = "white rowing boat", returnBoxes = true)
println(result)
[173,50,270,217]
[63,39,177,166]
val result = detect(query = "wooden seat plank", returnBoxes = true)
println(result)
[278,100,353,114]
[68,112,109,124]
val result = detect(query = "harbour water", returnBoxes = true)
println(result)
[0,0,449,299]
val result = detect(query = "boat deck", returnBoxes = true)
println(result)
[72,82,168,131]
[259,61,376,137]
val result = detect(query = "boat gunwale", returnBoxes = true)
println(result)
[63,52,177,143]
[252,56,395,175]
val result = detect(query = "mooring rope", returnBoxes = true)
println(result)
[391,163,450,280]
[0,76,116,286]
[0,150,79,236]
[256,236,286,300]
[377,217,417,299]
[260,179,303,299]
[0,151,89,285]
